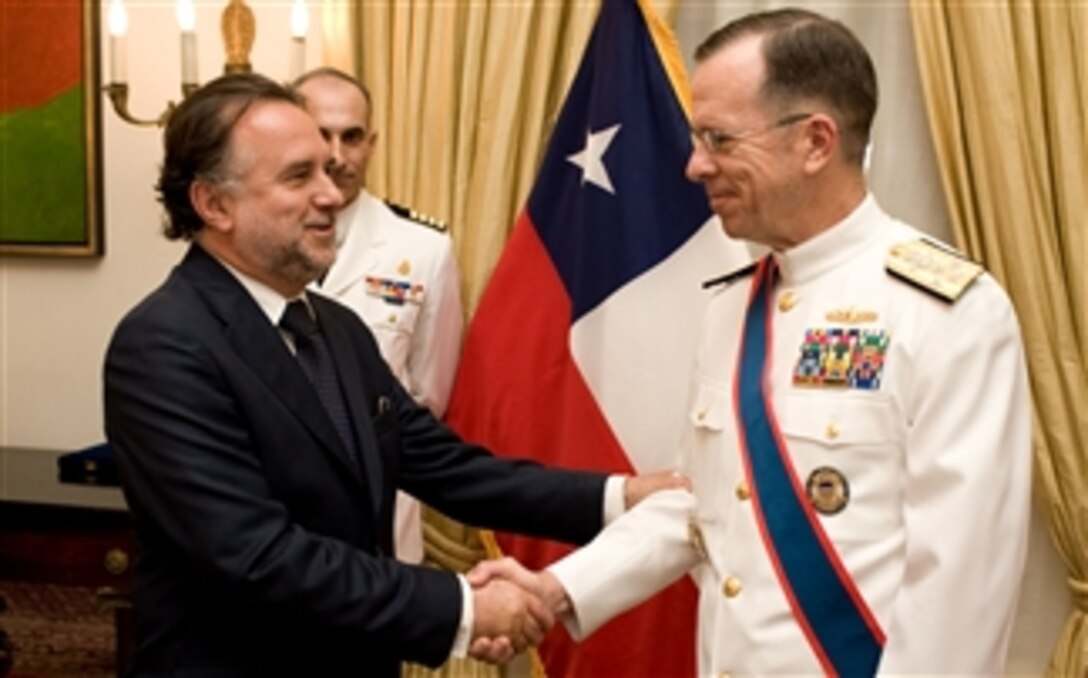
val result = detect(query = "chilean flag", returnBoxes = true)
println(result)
[445,0,749,674]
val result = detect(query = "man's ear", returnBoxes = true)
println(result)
[190,179,233,233]
[801,113,838,174]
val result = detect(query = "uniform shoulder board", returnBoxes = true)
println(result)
[702,261,758,289]
[385,200,448,233]
[885,238,982,303]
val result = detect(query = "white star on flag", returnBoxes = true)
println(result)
[567,124,621,194]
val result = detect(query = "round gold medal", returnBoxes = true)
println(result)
[806,466,849,515]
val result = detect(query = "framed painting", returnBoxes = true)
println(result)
[0,0,103,256]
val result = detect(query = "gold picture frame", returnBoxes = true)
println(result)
[0,0,103,256]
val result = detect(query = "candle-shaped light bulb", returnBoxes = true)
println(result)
[290,0,309,39]
[177,0,198,87]
[289,0,308,81]
[107,0,128,84]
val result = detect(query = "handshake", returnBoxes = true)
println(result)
[464,469,691,664]
[466,556,564,664]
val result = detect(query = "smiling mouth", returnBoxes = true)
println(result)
[331,169,355,185]
[307,220,335,232]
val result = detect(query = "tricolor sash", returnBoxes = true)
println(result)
[734,256,885,677]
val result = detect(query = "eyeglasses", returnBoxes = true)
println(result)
[691,112,813,154]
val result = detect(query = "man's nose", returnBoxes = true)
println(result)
[685,143,714,183]
[315,170,344,209]
[327,137,344,167]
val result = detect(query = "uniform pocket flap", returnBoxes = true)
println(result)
[780,392,899,447]
[689,380,729,432]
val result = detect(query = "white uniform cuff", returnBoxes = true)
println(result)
[549,489,699,640]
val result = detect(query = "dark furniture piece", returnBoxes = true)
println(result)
[0,445,132,676]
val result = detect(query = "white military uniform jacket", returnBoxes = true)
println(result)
[551,196,1031,676]
[316,190,464,563]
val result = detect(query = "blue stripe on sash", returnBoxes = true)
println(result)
[736,257,883,677]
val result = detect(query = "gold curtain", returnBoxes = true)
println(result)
[910,2,1087,675]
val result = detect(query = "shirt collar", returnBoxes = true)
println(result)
[212,252,305,325]
[773,193,885,286]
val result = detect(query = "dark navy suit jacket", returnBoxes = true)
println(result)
[104,245,605,677]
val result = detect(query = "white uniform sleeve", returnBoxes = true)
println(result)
[877,282,1032,674]
[406,234,463,417]
[548,488,701,640]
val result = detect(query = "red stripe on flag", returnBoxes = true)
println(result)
[449,212,630,476]
[448,212,697,677]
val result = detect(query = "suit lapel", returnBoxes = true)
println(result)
[179,246,371,492]
[314,294,385,518]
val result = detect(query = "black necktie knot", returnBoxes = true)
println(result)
[280,300,319,343]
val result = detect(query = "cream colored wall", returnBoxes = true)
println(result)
[0,1,322,453]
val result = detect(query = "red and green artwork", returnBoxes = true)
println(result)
[1,0,100,254]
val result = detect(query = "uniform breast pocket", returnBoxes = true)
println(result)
[368,297,422,335]
[780,392,905,542]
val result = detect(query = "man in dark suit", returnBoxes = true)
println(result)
[104,73,681,678]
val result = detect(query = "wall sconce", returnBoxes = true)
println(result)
[103,0,309,127]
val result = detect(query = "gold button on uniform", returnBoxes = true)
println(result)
[697,408,707,422]
[735,481,750,501]
[387,314,397,324]
[826,421,840,439]
[778,290,797,312]
[722,576,742,598]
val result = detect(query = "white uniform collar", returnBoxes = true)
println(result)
[773,193,885,286]
[320,190,387,295]
[334,189,367,248]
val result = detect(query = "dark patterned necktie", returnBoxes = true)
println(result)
[279,300,357,458]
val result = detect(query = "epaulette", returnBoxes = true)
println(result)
[702,261,758,289]
[885,238,982,303]
[385,200,448,233]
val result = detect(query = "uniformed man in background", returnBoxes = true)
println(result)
[471,9,1032,676]
[294,68,463,564]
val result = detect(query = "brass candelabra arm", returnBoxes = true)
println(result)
[102,82,197,128]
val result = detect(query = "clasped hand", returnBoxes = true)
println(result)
[467,557,563,664]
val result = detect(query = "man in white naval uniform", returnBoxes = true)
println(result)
[470,9,1031,676]
[295,68,463,564]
